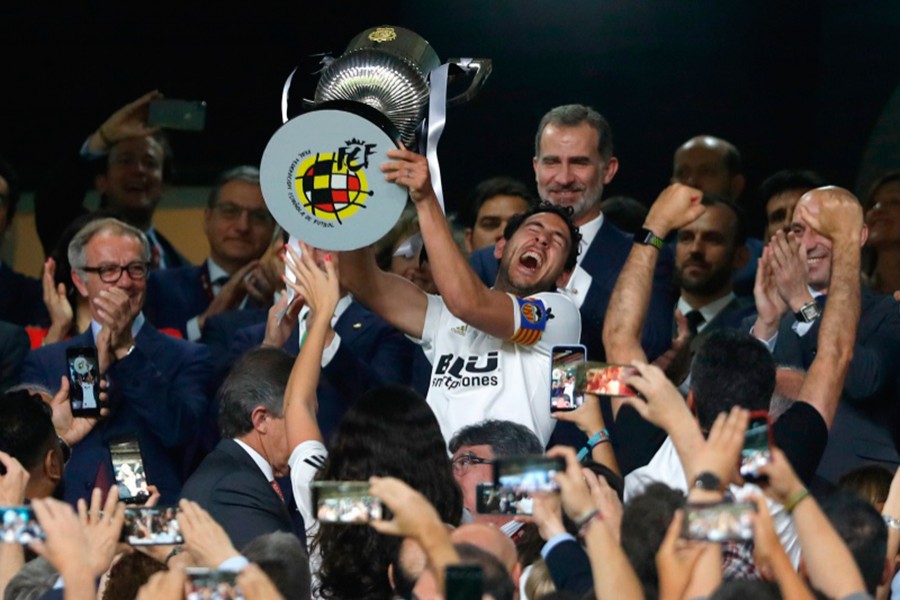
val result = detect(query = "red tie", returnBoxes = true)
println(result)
[270,479,285,503]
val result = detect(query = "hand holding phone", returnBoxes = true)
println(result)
[551,344,587,412]
[109,437,151,505]
[66,347,103,416]
[739,411,772,483]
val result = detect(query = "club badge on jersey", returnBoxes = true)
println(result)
[509,297,552,346]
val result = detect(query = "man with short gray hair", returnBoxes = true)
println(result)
[180,347,302,550]
[20,217,213,506]
[144,165,279,340]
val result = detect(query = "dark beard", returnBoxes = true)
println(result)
[675,262,734,298]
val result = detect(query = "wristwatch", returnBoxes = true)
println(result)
[635,227,665,250]
[692,471,722,492]
[794,299,822,323]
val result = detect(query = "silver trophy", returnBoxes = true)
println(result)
[261,25,491,251]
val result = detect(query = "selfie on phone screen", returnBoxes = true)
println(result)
[683,501,756,542]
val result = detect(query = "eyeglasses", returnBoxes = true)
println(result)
[80,261,149,283]
[213,202,274,226]
[451,452,492,475]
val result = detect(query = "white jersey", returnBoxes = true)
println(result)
[416,291,581,447]
[288,440,329,599]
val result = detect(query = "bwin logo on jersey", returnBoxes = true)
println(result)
[431,352,500,389]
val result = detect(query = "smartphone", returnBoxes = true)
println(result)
[121,506,183,545]
[0,506,45,544]
[109,436,151,505]
[310,481,384,524]
[682,501,756,542]
[576,361,640,397]
[494,455,565,493]
[551,344,587,412]
[185,568,244,600]
[476,481,533,516]
[66,347,102,416]
[147,98,207,131]
[446,564,483,600]
[740,411,772,483]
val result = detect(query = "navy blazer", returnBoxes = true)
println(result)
[180,439,302,551]
[144,261,265,338]
[470,221,677,362]
[0,320,29,392]
[20,323,214,506]
[211,300,417,442]
[0,263,48,327]
[762,289,900,482]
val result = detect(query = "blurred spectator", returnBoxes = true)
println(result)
[599,195,648,235]
[460,176,537,254]
[863,170,900,296]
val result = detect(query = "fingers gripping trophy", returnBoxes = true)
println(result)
[260,25,491,251]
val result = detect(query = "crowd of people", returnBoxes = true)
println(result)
[0,89,898,600]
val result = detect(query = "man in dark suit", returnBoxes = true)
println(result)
[0,155,48,327]
[211,260,417,442]
[34,91,189,269]
[180,347,303,551]
[668,194,757,383]
[750,186,900,485]
[0,321,30,392]
[20,218,213,506]
[143,166,279,340]
[469,104,676,365]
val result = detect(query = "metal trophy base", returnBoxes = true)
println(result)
[260,102,408,252]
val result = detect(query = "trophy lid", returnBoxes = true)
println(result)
[343,25,441,75]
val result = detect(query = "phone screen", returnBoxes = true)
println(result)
[446,565,483,600]
[0,506,45,544]
[576,361,640,397]
[740,412,772,483]
[682,501,756,542]
[491,455,564,516]
[121,507,183,545]
[476,481,532,516]
[66,347,102,416]
[311,481,384,524]
[109,437,151,504]
[551,344,586,412]
[185,568,244,600]
[147,98,207,131]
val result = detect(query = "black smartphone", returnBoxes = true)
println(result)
[494,455,565,493]
[576,361,640,397]
[0,506,45,544]
[551,344,587,412]
[682,501,756,542]
[147,98,207,131]
[121,506,183,545]
[185,567,244,599]
[476,481,533,516]
[310,481,384,524]
[740,411,773,483]
[109,436,151,505]
[66,346,102,417]
[446,564,483,600]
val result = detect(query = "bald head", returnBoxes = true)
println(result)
[450,523,518,576]
[792,186,867,291]
[673,135,745,200]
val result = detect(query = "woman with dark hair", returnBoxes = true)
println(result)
[280,241,462,599]
[863,170,900,297]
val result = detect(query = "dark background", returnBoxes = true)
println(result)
[2,1,899,237]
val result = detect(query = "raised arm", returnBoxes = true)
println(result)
[339,245,429,339]
[603,183,704,365]
[382,148,518,339]
[282,242,339,448]
[793,190,862,427]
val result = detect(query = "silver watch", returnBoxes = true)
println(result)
[794,300,821,323]
[884,514,900,530]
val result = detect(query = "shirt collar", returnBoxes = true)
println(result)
[233,438,275,482]
[677,292,737,327]
[206,258,230,284]
[90,312,146,344]
[576,212,604,261]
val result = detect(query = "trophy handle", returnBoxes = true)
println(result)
[444,58,493,107]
